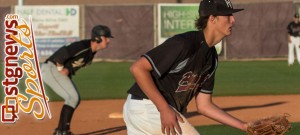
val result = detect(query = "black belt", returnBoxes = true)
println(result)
[44,60,54,64]
[131,94,144,100]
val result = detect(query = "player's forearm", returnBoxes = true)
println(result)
[196,93,247,131]
[130,58,169,111]
[134,71,169,111]
[199,102,247,131]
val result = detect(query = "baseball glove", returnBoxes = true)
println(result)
[247,114,291,135]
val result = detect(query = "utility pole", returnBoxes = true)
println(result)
[18,0,24,5]
[176,0,182,3]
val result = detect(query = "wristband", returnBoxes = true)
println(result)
[57,66,64,71]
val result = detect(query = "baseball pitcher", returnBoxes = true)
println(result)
[123,0,248,135]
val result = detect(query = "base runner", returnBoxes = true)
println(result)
[41,25,113,135]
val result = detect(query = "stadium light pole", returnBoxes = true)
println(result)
[176,0,182,3]
[18,0,24,5]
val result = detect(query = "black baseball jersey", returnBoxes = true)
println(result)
[45,39,96,76]
[287,22,300,37]
[128,30,218,113]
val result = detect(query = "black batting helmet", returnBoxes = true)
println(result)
[91,25,113,43]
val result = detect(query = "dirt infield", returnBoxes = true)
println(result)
[1,95,299,135]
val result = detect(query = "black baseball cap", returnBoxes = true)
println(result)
[199,0,244,16]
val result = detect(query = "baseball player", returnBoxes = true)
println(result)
[41,25,113,135]
[287,13,300,66]
[123,0,248,135]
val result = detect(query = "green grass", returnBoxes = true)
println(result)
[195,122,300,135]
[71,62,134,99]
[41,62,134,101]
[0,62,134,101]
[0,60,300,102]
[213,61,300,96]
[1,60,300,133]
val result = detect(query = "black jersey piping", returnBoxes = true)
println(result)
[199,58,218,94]
[200,89,213,94]
[208,58,218,79]
[73,48,90,57]
[143,54,162,77]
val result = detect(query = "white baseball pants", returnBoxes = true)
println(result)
[123,94,200,135]
[288,36,300,65]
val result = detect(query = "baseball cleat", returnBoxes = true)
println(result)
[53,128,73,135]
